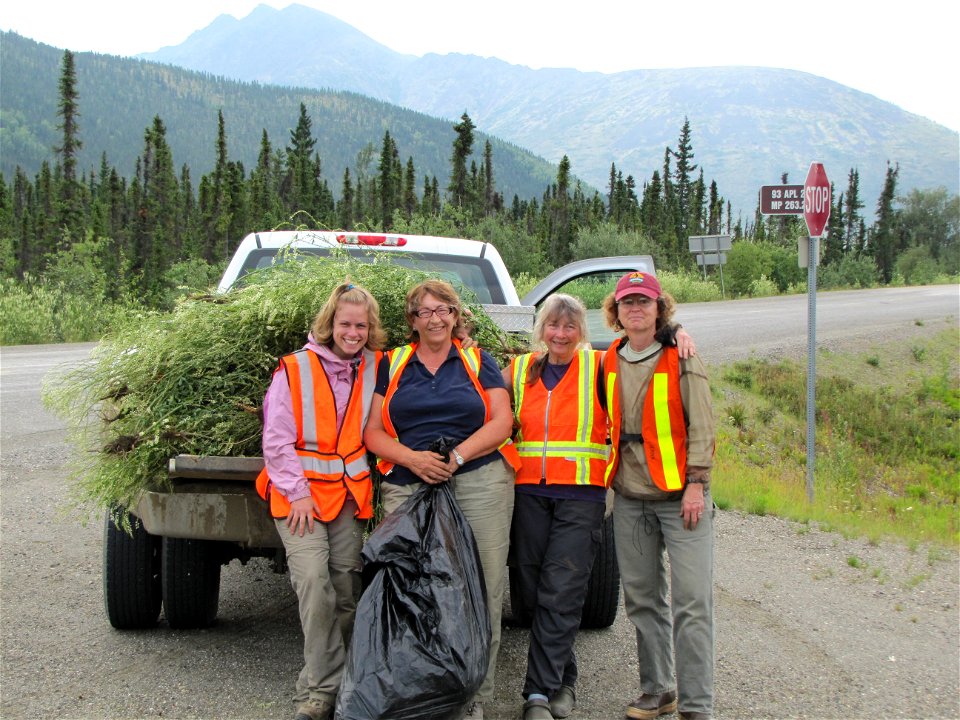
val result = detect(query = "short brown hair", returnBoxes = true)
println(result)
[405,279,466,340]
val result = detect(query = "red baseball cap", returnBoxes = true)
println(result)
[614,271,662,301]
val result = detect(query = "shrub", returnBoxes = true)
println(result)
[896,246,940,286]
[819,254,879,289]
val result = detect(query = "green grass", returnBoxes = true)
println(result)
[712,326,959,548]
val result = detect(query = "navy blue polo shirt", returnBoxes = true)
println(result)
[375,346,506,486]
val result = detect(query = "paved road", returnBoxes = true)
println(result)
[1,286,957,720]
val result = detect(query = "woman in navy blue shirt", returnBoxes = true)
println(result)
[364,279,515,720]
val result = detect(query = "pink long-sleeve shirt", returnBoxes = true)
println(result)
[261,334,359,502]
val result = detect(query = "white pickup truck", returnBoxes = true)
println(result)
[103,230,656,632]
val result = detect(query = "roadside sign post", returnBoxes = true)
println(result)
[688,234,732,297]
[801,162,831,503]
[758,168,831,503]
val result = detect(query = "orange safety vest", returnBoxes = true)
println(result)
[510,350,609,487]
[255,347,380,521]
[377,338,521,474]
[603,339,687,492]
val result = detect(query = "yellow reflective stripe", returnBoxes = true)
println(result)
[516,451,609,460]
[576,351,596,484]
[516,441,608,450]
[652,372,682,490]
[461,346,481,376]
[603,365,619,485]
[512,354,531,426]
[387,345,414,381]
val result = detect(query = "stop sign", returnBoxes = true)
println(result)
[803,162,831,237]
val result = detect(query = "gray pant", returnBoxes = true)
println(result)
[381,458,515,703]
[612,493,715,715]
[276,498,364,708]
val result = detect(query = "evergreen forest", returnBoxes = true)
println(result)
[1,50,957,345]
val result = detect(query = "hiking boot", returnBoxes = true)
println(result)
[523,697,555,720]
[625,690,677,720]
[549,685,576,718]
[294,697,334,720]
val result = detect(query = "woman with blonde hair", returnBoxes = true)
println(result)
[256,281,385,720]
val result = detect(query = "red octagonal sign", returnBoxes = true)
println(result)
[803,162,831,237]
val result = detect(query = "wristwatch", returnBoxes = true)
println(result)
[452,448,465,467]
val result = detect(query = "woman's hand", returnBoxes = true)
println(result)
[676,327,697,359]
[408,450,454,484]
[680,482,706,530]
[286,496,319,536]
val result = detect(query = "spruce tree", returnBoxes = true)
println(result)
[338,168,354,230]
[54,50,84,244]
[284,103,318,216]
[672,118,697,240]
[250,130,280,229]
[483,141,496,216]
[547,155,573,266]
[843,168,864,254]
[403,158,418,220]
[870,162,900,283]
[448,112,475,208]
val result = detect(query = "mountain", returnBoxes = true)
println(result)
[139,3,959,219]
[0,32,556,202]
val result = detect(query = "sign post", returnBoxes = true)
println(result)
[688,234,732,297]
[801,162,830,503]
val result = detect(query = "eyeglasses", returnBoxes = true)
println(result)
[414,305,455,319]
[619,296,655,307]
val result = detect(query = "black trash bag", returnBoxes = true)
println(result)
[335,482,491,720]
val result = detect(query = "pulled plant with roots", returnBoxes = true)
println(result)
[44,251,517,513]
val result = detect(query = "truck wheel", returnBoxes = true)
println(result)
[161,537,222,629]
[579,514,620,629]
[507,514,620,629]
[103,508,162,630]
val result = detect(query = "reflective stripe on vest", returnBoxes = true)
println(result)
[511,349,608,487]
[603,340,686,492]
[287,348,376,480]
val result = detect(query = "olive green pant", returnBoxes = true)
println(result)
[277,497,364,709]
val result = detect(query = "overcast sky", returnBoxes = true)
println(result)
[3,0,958,132]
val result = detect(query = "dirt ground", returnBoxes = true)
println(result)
[3,301,958,720]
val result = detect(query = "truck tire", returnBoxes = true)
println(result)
[103,508,162,630]
[508,514,620,630]
[579,514,620,629]
[161,537,222,629]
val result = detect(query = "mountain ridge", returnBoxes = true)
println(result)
[0,31,557,203]
[138,3,959,218]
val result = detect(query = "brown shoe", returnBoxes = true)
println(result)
[678,713,712,720]
[523,697,555,720]
[625,690,678,720]
[549,685,576,718]
[294,697,334,720]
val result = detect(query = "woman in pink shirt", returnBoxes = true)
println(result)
[257,282,385,720]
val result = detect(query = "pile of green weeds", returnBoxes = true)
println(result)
[44,252,514,512]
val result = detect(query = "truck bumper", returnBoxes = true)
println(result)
[135,485,282,548]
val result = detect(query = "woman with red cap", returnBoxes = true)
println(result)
[602,271,716,720]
